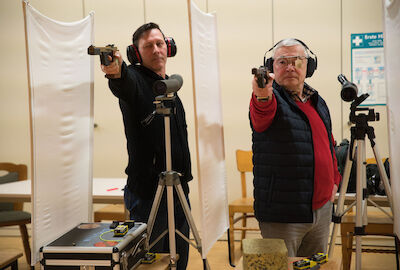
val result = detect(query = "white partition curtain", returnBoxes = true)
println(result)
[24,2,94,264]
[383,0,400,237]
[190,1,229,258]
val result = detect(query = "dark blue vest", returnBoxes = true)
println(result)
[251,82,333,223]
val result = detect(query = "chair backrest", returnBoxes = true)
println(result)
[0,163,28,211]
[236,150,253,198]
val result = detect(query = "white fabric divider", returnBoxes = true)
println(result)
[24,3,94,264]
[190,1,228,258]
[383,0,400,238]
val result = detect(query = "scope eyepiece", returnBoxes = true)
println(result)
[153,74,183,96]
[338,74,358,102]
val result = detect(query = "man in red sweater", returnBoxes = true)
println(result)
[250,38,341,257]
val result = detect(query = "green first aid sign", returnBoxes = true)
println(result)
[351,32,384,49]
[351,32,386,106]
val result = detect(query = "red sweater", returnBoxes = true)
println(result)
[250,93,341,210]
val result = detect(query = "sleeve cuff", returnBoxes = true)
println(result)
[252,93,274,109]
[108,61,127,81]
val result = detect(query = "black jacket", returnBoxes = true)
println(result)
[109,63,192,199]
[251,82,333,223]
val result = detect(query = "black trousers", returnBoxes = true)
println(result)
[124,186,190,270]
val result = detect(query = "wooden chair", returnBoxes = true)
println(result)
[227,150,258,265]
[0,163,31,266]
[94,204,127,222]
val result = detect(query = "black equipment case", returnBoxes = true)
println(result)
[40,222,147,270]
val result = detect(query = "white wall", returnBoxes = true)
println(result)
[0,0,387,234]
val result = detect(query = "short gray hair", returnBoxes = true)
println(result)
[272,38,309,58]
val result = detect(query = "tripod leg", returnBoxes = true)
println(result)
[355,139,367,270]
[362,147,368,228]
[203,258,211,270]
[166,185,178,269]
[395,236,400,270]
[146,183,165,250]
[227,228,236,267]
[370,137,394,210]
[329,141,355,258]
[175,183,202,247]
[175,183,211,270]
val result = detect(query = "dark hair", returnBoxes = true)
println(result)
[132,22,165,47]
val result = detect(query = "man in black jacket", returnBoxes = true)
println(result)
[101,22,192,269]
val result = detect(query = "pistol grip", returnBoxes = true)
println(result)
[100,52,113,66]
[252,67,267,88]
[263,73,270,86]
[257,76,266,88]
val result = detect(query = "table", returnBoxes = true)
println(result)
[0,178,125,204]
[235,256,340,270]
[340,211,397,270]
[334,193,390,207]
[0,250,23,270]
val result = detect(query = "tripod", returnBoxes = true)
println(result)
[145,94,210,270]
[328,94,394,270]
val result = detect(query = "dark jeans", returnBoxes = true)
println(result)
[124,185,190,270]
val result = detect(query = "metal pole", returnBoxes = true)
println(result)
[371,140,393,209]
[355,140,365,270]
[328,142,355,258]
[147,96,210,269]
[164,116,177,269]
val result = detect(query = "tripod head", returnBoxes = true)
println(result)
[347,93,380,162]
[140,76,181,127]
[349,93,380,125]
[152,75,182,116]
[337,74,380,163]
[154,94,177,116]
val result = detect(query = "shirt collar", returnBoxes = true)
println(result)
[272,81,317,102]
[288,83,316,103]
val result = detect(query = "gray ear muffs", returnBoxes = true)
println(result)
[263,39,317,78]
[126,37,177,65]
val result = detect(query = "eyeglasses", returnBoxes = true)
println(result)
[274,56,307,69]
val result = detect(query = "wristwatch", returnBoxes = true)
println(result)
[256,95,270,102]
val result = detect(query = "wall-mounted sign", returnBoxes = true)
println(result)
[351,32,385,106]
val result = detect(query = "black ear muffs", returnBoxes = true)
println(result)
[263,39,317,78]
[305,56,317,78]
[126,37,177,65]
[265,57,274,73]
